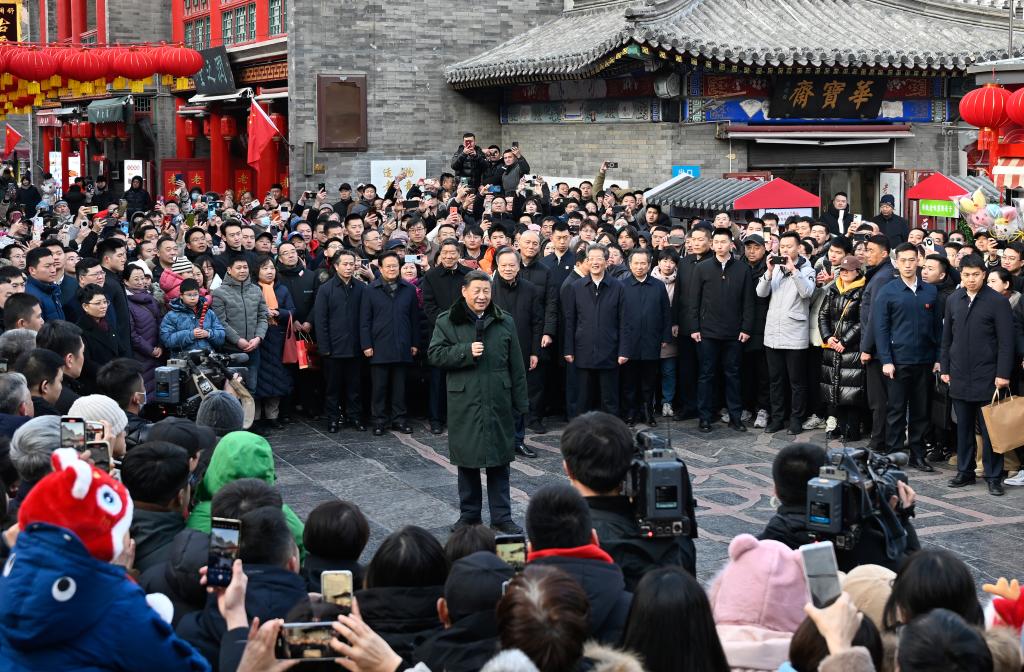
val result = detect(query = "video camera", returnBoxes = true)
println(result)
[624,430,694,538]
[806,448,908,551]
[147,350,249,420]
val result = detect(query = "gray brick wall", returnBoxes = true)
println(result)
[286,0,563,193]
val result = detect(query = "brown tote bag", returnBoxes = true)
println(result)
[981,390,1024,454]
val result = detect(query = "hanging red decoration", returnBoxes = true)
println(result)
[960,83,1010,130]
[113,46,155,92]
[64,48,108,95]
[220,116,237,139]
[60,123,73,140]
[202,118,211,138]
[7,47,56,94]
[1005,87,1024,128]
[184,119,198,142]
[269,113,286,141]
[68,120,81,139]
[78,121,93,139]
[94,123,106,140]
[157,43,205,89]
[116,123,128,141]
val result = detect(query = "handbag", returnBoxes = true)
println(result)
[931,373,953,431]
[296,331,320,370]
[981,389,1024,454]
[282,314,298,365]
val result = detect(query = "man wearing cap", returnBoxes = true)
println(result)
[742,233,771,428]
[871,194,910,249]
[334,183,354,216]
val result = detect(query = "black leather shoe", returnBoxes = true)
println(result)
[327,420,340,434]
[729,419,747,432]
[451,518,482,532]
[674,411,697,422]
[764,421,785,433]
[698,421,712,433]
[645,411,657,427]
[909,458,935,473]
[527,420,548,435]
[392,423,413,434]
[372,425,385,437]
[430,421,444,435]
[491,521,524,535]
[948,473,977,488]
[352,421,367,432]
[787,421,803,436]
[989,480,1006,496]
[515,443,537,459]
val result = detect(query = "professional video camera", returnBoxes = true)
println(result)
[624,429,694,538]
[146,350,250,420]
[806,448,909,551]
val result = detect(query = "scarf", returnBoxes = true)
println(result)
[526,543,614,564]
[259,281,278,311]
[836,275,866,294]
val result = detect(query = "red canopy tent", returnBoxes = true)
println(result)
[906,172,996,201]
[733,178,819,210]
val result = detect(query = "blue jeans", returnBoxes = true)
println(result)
[660,358,676,404]
[697,338,742,424]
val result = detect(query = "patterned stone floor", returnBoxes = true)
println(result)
[268,415,1024,587]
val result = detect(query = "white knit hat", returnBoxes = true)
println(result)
[68,394,128,435]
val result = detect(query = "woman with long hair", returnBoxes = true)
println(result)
[251,254,295,430]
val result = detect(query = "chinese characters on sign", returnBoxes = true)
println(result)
[770,75,888,119]
[194,47,237,96]
[0,3,19,43]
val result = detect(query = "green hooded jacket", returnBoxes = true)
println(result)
[186,430,305,558]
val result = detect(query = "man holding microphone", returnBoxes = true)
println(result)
[429,269,529,533]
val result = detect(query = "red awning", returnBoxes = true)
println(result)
[993,158,1024,190]
[732,178,819,210]
[906,173,973,200]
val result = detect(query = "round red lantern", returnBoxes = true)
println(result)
[202,118,211,139]
[960,83,1010,130]
[116,123,128,141]
[1005,87,1024,128]
[220,116,237,139]
[60,123,73,140]
[94,123,106,140]
[158,44,204,87]
[269,113,286,141]
[184,119,198,142]
[113,46,155,87]
[68,120,81,139]
[78,121,93,139]
[8,47,56,90]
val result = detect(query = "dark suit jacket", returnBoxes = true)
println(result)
[940,286,1015,402]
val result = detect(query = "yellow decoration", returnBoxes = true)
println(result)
[112,76,126,89]
[160,74,172,85]
[130,80,144,93]
[49,75,60,87]
[174,76,189,90]
[26,81,38,94]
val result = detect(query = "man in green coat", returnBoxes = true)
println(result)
[428,269,529,534]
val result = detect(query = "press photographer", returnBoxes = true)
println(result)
[559,411,697,589]
[759,443,920,572]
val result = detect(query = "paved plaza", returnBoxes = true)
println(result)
[269,416,1024,586]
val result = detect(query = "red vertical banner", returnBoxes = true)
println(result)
[233,168,254,196]
[278,172,289,197]
[164,169,178,195]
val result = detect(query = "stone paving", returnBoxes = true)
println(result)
[268,415,1024,587]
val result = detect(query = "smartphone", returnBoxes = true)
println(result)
[0,359,7,373]
[402,200,419,208]
[156,196,165,207]
[488,185,502,194]
[317,182,326,192]
[771,255,788,265]
[280,205,290,216]
[495,534,527,572]
[321,570,353,613]
[459,177,469,187]
[275,622,337,660]
[60,416,86,449]
[87,440,111,473]
[360,259,370,269]
[84,206,98,215]
[175,173,185,183]
[404,254,420,264]
[86,420,104,443]
[606,162,619,168]
[512,141,519,148]
[800,540,842,608]
[853,214,862,223]
[207,517,242,588]
[449,206,459,216]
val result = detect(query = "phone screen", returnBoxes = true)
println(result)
[495,534,527,571]
[60,416,86,449]
[208,517,242,587]
[800,541,842,608]
[321,570,353,613]
[275,622,337,660]
[87,440,111,473]
[86,421,104,443]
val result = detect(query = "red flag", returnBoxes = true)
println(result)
[3,124,22,159]
[247,102,279,168]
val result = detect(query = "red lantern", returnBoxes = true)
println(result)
[8,47,56,87]
[1006,87,1024,128]
[202,118,211,138]
[960,83,1010,130]
[78,121,93,139]
[158,44,204,84]
[68,120,81,139]
[116,123,128,141]
[184,119,198,142]
[269,113,286,141]
[220,116,237,139]
[60,123,73,140]
[113,46,155,84]
[94,123,106,140]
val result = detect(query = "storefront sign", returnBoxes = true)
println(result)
[501,98,667,124]
[919,199,957,217]
[701,97,933,123]
[0,2,20,43]
[769,75,888,119]
[369,160,427,195]
[672,165,701,178]
[48,151,62,197]
[67,155,81,182]
[123,160,144,192]
[194,46,237,96]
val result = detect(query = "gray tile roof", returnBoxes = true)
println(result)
[645,176,762,210]
[446,0,1024,87]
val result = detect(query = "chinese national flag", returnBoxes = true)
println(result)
[247,102,279,168]
[3,124,22,159]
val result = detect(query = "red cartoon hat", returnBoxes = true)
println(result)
[18,449,134,562]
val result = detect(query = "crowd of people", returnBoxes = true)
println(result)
[0,134,1020,670]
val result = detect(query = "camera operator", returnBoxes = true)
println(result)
[759,443,919,572]
[560,411,696,589]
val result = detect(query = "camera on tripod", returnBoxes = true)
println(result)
[806,448,908,550]
[624,429,694,538]
[148,350,250,419]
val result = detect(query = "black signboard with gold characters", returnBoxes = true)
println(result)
[0,2,20,43]
[769,75,888,119]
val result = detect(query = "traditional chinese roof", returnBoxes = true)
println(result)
[446,0,1024,88]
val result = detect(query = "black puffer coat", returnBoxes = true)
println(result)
[817,277,866,407]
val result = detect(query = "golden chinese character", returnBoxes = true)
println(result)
[383,168,393,179]
[822,80,846,110]
[787,80,814,109]
[848,80,874,110]
[191,174,201,185]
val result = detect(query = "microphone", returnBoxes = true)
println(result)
[475,319,485,343]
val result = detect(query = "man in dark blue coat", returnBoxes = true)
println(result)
[940,254,1016,495]
[673,225,712,420]
[858,235,898,452]
[686,229,755,433]
[541,221,574,419]
[563,244,630,417]
[620,248,671,426]
[873,243,942,471]
[314,249,366,433]
[360,251,420,435]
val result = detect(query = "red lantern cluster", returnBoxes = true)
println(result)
[960,83,1011,158]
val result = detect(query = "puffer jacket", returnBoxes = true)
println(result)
[756,256,816,350]
[817,276,867,408]
[160,296,226,354]
[210,273,268,352]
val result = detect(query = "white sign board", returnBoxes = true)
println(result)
[67,155,81,182]
[878,171,905,215]
[541,176,629,190]
[370,160,427,197]
[756,207,813,221]
[47,151,62,197]
[124,160,144,192]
